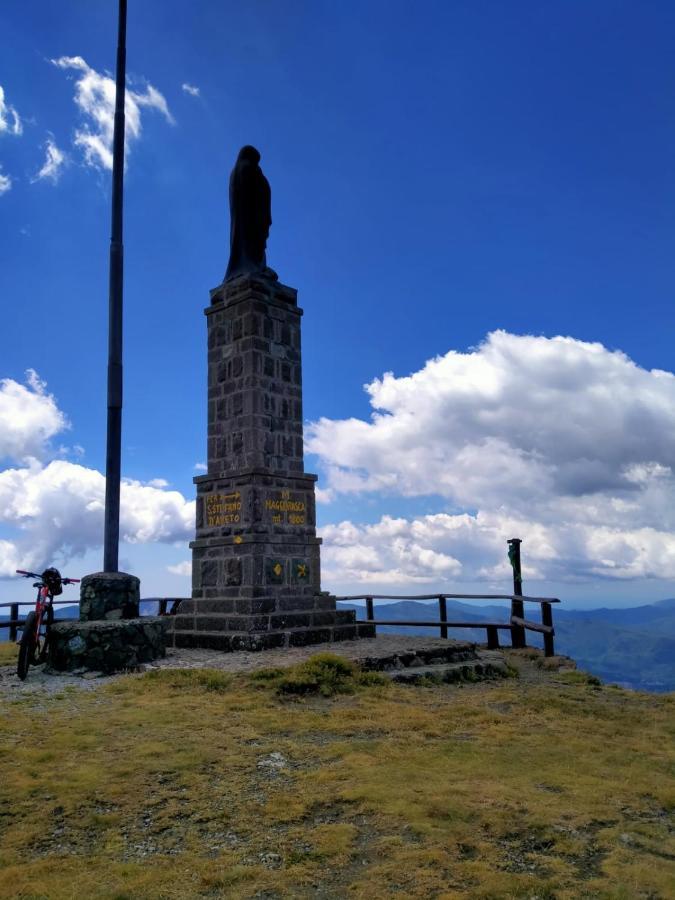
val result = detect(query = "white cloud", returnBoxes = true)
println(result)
[181,83,200,97]
[194,462,207,473]
[0,370,69,463]
[32,136,66,183]
[309,331,675,584]
[308,331,675,510]
[0,166,11,195]
[0,85,22,136]
[0,371,194,577]
[319,511,675,589]
[168,561,192,576]
[51,56,174,170]
[0,459,194,577]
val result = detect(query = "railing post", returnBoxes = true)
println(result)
[159,599,167,615]
[9,603,19,642]
[508,538,526,649]
[438,595,448,639]
[365,596,374,622]
[486,625,500,650]
[542,602,554,657]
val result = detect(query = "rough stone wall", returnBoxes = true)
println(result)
[49,618,167,673]
[206,275,304,474]
[80,572,140,621]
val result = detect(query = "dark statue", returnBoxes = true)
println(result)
[225,145,272,281]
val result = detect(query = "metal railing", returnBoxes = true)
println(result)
[334,592,560,657]
[0,599,184,643]
[0,599,75,643]
[1,541,558,656]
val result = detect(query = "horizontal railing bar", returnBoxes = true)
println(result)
[0,599,75,609]
[337,593,560,604]
[0,598,189,610]
[1,617,79,627]
[356,619,514,629]
[511,616,554,635]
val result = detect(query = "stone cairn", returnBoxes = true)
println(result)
[172,272,375,650]
[49,572,167,673]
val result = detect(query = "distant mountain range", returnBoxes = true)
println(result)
[336,597,675,693]
[2,597,673,693]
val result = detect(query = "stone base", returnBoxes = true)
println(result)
[172,624,376,651]
[171,596,375,651]
[48,617,167,673]
[80,571,140,621]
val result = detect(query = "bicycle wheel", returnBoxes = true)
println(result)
[17,611,37,681]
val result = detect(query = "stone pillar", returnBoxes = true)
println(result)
[173,272,374,650]
[79,572,140,621]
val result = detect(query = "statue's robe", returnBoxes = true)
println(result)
[225,146,272,281]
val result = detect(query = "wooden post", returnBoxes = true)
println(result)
[542,602,554,657]
[9,603,19,642]
[508,538,526,649]
[486,625,500,650]
[438,595,448,639]
[365,596,374,622]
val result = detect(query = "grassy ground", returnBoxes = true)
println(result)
[0,646,672,899]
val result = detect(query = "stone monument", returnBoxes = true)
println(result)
[172,147,374,650]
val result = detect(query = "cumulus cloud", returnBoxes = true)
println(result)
[308,331,675,509]
[309,331,675,584]
[319,511,675,588]
[315,486,335,504]
[0,370,69,463]
[168,561,192,576]
[0,166,10,195]
[181,83,200,97]
[0,85,22,136]
[0,459,194,576]
[51,56,174,170]
[0,371,194,576]
[32,136,67,183]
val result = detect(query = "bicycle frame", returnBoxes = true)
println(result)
[15,569,80,678]
[28,582,53,659]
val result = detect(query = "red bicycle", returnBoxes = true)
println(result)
[15,568,80,680]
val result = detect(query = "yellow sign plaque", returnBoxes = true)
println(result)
[206,491,241,527]
[265,489,306,525]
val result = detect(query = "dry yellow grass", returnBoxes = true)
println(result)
[0,652,672,899]
[0,641,19,666]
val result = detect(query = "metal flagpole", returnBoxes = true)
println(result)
[103,0,127,573]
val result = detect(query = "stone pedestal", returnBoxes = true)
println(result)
[49,618,168,673]
[48,571,166,672]
[80,571,140,620]
[173,272,374,650]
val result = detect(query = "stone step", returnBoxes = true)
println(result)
[173,608,356,633]
[172,623,375,652]
[384,653,509,684]
[357,641,479,671]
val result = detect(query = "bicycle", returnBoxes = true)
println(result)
[15,568,80,680]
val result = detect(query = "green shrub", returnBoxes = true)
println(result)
[557,670,602,687]
[272,652,387,698]
[140,668,232,693]
[250,667,286,683]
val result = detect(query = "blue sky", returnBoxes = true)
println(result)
[1,1,674,609]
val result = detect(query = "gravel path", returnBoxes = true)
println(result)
[0,635,477,699]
